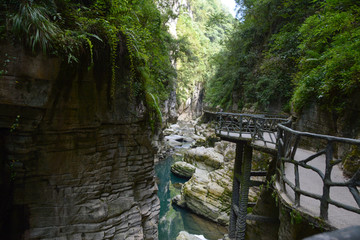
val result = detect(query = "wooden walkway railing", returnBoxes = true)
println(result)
[213,112,360,240]
[277,123,360,219]
[215,112,287,147]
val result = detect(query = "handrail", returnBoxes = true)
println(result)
[214,111,360,226]
[278,124,360,145]
[215,112,289,147]
[277,123,360,220]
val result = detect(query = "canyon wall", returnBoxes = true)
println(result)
[294,99,360,139]
[178,82,204,121]
[0,43,159,239]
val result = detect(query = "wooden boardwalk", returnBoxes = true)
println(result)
[213,112,360,239]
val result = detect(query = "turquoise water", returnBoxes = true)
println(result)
[155,156,228,240]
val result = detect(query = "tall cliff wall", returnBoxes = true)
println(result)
[0,43,159,239]
[294,99,360,139]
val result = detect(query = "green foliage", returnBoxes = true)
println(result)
[10,115,20,133]
[11,1,60,54]
[290,209,303,225]
[206,0,300,111]
[1,0,177,125]
[207,0,360,114]
[342,146,360,178]
[292,3,360,113]
[146,92,163,131]
[176,0,234,105]
[0,53,14,76]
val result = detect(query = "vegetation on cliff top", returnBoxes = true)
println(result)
[205,0,360,114]
[175,0,235,106]
[0,0,178,126]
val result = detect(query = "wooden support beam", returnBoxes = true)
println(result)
[235,143,253,240]
[229,141,245,238]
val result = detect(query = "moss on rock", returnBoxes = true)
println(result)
[343,146,360,178]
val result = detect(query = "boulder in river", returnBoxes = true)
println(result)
[179,165,233,225]
[184,147,224,171]
[171,162,196,178]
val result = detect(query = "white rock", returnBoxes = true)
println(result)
[176,231,207,240]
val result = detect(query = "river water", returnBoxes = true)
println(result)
[155,155,227,240]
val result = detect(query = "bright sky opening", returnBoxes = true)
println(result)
[220,0,237,17]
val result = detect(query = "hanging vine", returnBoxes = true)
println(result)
[2,0,176,126]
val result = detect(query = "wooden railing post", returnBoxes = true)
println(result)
[320,141,333,220]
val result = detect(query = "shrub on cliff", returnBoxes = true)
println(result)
[1,0,177,126]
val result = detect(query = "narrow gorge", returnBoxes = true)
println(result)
[1,0,359,240]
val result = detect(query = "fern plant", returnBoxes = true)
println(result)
[11,1,60,54]
[4,0,175,128]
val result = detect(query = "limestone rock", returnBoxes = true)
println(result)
[176,144,262,226]
[181,165,233,225]
[165,135,186,147]
[171,162,196,178]
[193,135,207,146]
[184,147,224,171]
[0,43,159,239]
[172,194,186,208]
[214,141,236,162]
[163,127,175,136]
[176,231,207,240]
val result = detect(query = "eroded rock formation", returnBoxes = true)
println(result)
[0,44,159,239]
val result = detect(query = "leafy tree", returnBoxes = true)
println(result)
[1,0,178,126]
[292,0,360,113]
[208,0,360,115]
[206,0,317,112]
[175,0,234,106]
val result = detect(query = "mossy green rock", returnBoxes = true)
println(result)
[343,146,360,178]
[181,165,233,225]
[184,147,224,171]
[171,162,196,178]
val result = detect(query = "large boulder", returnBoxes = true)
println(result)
[171,162,196,178]
[179,165,233,225]
[184,147,224,171]
[214,141,236,162]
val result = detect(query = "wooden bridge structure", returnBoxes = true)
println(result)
[211,111,360,240]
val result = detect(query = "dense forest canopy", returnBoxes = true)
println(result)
[175,0,234,105]
[205,0,360,114]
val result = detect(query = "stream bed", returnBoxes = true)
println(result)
[155,155,227,240]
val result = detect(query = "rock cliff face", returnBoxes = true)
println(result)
[294,102,360,175]
[294,100,360,139]
[0,44,159,239]
[178,82,204,121]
